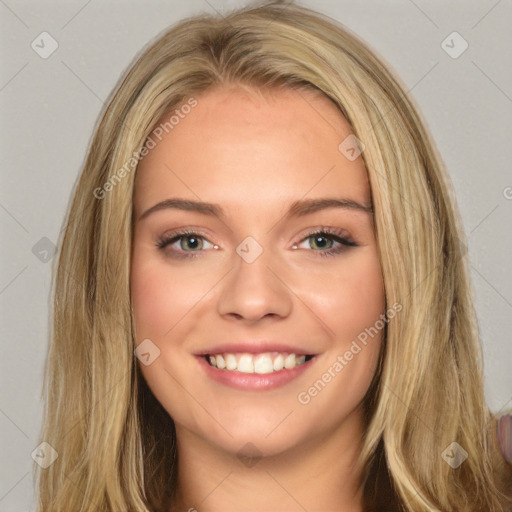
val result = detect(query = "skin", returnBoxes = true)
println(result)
[131,84,385,512]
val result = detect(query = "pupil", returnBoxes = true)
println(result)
[314,235,328,249]
[184,236,200,250]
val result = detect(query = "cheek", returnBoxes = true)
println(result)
[341,258,385,338]
[299,250,385,344]
[296,254,385,416]
[130,251,203,423]
[130,245,190,341]
[130,249,211,339]
[131,260,174,338]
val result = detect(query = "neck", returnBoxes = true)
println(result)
[171,406,366,512]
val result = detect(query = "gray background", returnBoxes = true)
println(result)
[1,0,511,510]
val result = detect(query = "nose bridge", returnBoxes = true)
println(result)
[216,235,293,321]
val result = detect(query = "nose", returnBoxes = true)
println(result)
[216,244,293,324]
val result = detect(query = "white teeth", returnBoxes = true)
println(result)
[273,354,284,371]
[284,353,296,369]
[216,354,226,369]
[237,354,254,373]
[225,353,237,370]
[206,352,311,373]
[254,354,274,374]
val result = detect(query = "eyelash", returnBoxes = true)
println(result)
[155,227,358,260]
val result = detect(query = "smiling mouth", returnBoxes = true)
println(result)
[204,352,315,374]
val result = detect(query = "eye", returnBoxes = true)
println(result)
[156,227,358,260]
[156,230,216,258]
[293,227,358,258]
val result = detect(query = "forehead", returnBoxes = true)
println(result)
[133,85,370,215]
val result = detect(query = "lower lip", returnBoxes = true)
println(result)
[196,355,316,391]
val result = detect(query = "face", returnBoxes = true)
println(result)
[131,85,385,458]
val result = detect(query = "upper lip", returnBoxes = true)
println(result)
[194,341,316,356]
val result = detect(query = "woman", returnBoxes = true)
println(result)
[35,1,512,510]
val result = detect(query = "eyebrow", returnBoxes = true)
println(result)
[137,197,373,222]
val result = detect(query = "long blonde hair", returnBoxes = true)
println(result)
[35,1,512,510]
